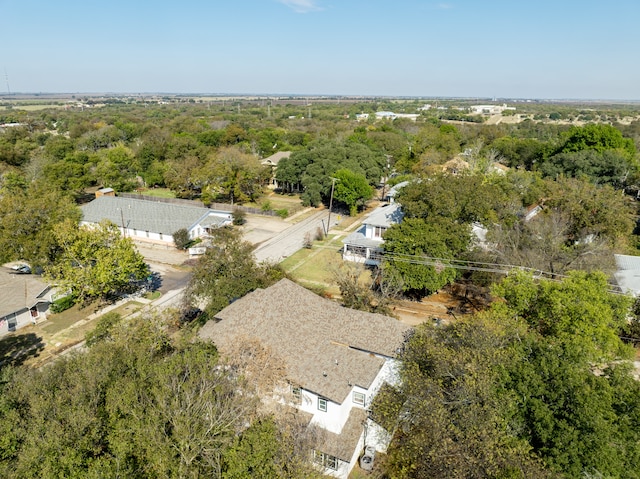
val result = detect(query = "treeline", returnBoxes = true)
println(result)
[0,314,321,479]
[376,271,640,478]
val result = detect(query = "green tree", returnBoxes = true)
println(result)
[173,228,191,250]
[0,182,80,267]
[382,217,470,296]
[558,123,636,158]
[377,272,640,479]
[332,168,373,216]
[199,146,269,204]
[183,227,284,317]
[45,220,148,302]
[0,318,258,478]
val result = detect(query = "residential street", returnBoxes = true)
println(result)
[253,209,337,263]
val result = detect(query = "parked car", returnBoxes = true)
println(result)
[11,264,31,274]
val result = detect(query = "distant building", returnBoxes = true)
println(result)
[374,111,419,121]
[469,104,516,115]
[261,151,291,188]
[81,195,232,247]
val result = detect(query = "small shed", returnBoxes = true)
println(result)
[95,187,115,198]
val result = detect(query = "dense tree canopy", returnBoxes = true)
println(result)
[183,227,284,318]
[0,182,80,267]
[0,316,317,478]
[376,272,640,479]
[45,220,148,302]
[275,139,385,206]
[382,217,471,295]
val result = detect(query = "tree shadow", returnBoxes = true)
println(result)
[0,333,45,370]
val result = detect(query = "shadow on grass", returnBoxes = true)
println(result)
[0,332,45,369]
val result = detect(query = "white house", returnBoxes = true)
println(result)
[469,104,516,115]
[384,181,409,203]
[0,266,56,336]
[80,196,232,247]
[342,203,404,266]
[261,151,291,188]
[198,279,411,478]
[614,254,640,296]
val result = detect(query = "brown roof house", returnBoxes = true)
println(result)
[0,265,56,336]
[198,278,411,478]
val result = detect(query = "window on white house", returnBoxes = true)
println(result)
[313,450,338,471]
[353,391,366,406]
[291,385,301,404]
[318,397,327,412]
[373,226,386,238]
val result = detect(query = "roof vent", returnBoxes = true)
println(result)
[335,359,339,365]
[322,371,327,377]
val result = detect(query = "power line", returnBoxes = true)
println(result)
[380,251,624,295]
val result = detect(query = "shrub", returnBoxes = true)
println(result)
[232,208,247,225]
[261,200,272,212]
[50,294,77,313]
[173,228,191,250]
[303,232,313,249]
[276,208,289,219]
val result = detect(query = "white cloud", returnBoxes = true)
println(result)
[436,3,453,9]
[278,0,323,13]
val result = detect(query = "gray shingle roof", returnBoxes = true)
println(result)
[342,226,384,249]
[261,151,291,166]
[198,279,411,404]
[80,196,230,236]
[316,408,367,462]
[363,203,403,228]
[0,268,50,319]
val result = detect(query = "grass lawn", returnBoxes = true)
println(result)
[42,302,100,335]
[137,188,176,199]
[281,239,343,295]
[245,193,304,215]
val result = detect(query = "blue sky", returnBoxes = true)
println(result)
[1,0,639,99]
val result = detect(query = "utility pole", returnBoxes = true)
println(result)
[326,177,337,236]
[118,208,126,237]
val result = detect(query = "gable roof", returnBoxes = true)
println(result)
[81,196,230,236]
[198,279,411,404]
[261,151,291,166]
[0,268,51,319]
[363,203,404,228]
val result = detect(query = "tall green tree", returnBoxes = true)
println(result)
[332,168,373,216]
[377,272,640,479]
[183,227,284,317]
[0,182,80,267]
[382,217,470,296]
[45,220,148,302]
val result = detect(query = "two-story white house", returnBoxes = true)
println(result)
[342,203,404,266]
[198,279,411,478]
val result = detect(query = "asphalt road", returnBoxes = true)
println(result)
[253,210,334,263]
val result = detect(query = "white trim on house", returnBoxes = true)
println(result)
[81,196,232,247]
[198,279,411,479]
[342,203,404,266]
